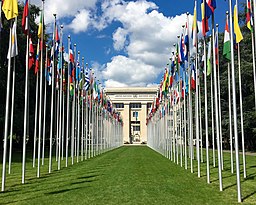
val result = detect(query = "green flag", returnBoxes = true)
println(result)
[223,16,231,61]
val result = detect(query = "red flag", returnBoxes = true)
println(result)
[22,0,29,34]
[29,38,34,69]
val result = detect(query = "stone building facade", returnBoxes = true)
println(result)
[105,87,158,144]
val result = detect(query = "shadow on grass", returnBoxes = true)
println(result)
[211,174,234,183]
[77,174,99,180]
[223,183,236,190]
[246,173,256,180]
[71,180,94,185]
[243,190,256,201]
[46,187,81,195]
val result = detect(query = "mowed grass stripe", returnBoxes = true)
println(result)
[0,146,254,204]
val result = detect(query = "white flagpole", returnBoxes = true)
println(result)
[71,44,76,165]
[2,22,13,191]
[8,56,16,175]
[195,52,200,178]
[55,57,60,164]
[88,89,91,159]
[77,51,81,163]
[66,35,71,167]
[33,64,39,168]
[42,45,48,166]
[211,63,215,167]
[22,8,30,183]
[216,24,224,171]
[228,1,242,201]
[62,81,65,161]
[186,11,193,173]
[58,25,64,170]
[198,75,203,163]
[96,101,99,156]
[49,14,57,173]
[81,57,85,161]
[183,72,187,169]
[228,61,234,174]
[203,34,210,183]
[235,0,246,178]
[100,107,103,155]
[212,13,223,191]
[37,0,45,177]
[85,82,88,159]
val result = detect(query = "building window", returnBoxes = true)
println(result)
[147,103,152,109]
[114,103,124,109]
[133,111,138,118]
[133,126,140,131]
[131,121,140,124]
[130,103,141,108]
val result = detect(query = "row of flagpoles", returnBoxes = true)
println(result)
[147,0,256,203]
[1,0,123,192]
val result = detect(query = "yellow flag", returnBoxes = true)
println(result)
[2,0,18,20]
[234,5,243,43]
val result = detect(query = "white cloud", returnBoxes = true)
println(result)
[32,0,97,31]
[104,80,128,88]
[102,55,158,87]
[31,0,198,87]
[67,10,91,33]
[113,28,128,51]
[98,1,194,87]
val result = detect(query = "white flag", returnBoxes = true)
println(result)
[7,18,18,59]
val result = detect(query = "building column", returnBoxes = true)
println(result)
[141,103,147,143]
[123,103,130,143]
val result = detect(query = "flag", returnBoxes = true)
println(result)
[223,16,231,61]
[7,19,18,59]
[191,63,196,90]
[38,10,43,38]
[93,80,98,100]
[22,0,29,34]
[184,22,189,60]
[207,37,211,76]
[46,56,51,84]
[69,43,74,83]
[2,0,18,20]
[55,27,60,57]
[83,67,90,91]
[29,38,34,69]
[246,0,253,31]
[179,34,185,63]
[35,39,40,74]
[174,88,180,104]
[234,5,243,43]
[76,60,81,81]
[201,0,209,36]
[192,1,198,47]
[57,45,63,70]
[206,0,216,18]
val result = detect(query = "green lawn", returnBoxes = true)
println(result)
[0,146,256,204]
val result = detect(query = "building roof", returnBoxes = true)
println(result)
[105,87,158,94]
[105,87,158,104]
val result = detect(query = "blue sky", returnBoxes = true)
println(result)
[33,0,245,87]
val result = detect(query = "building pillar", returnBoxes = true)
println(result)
[123,103,130,143]
[141,103,147,143]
